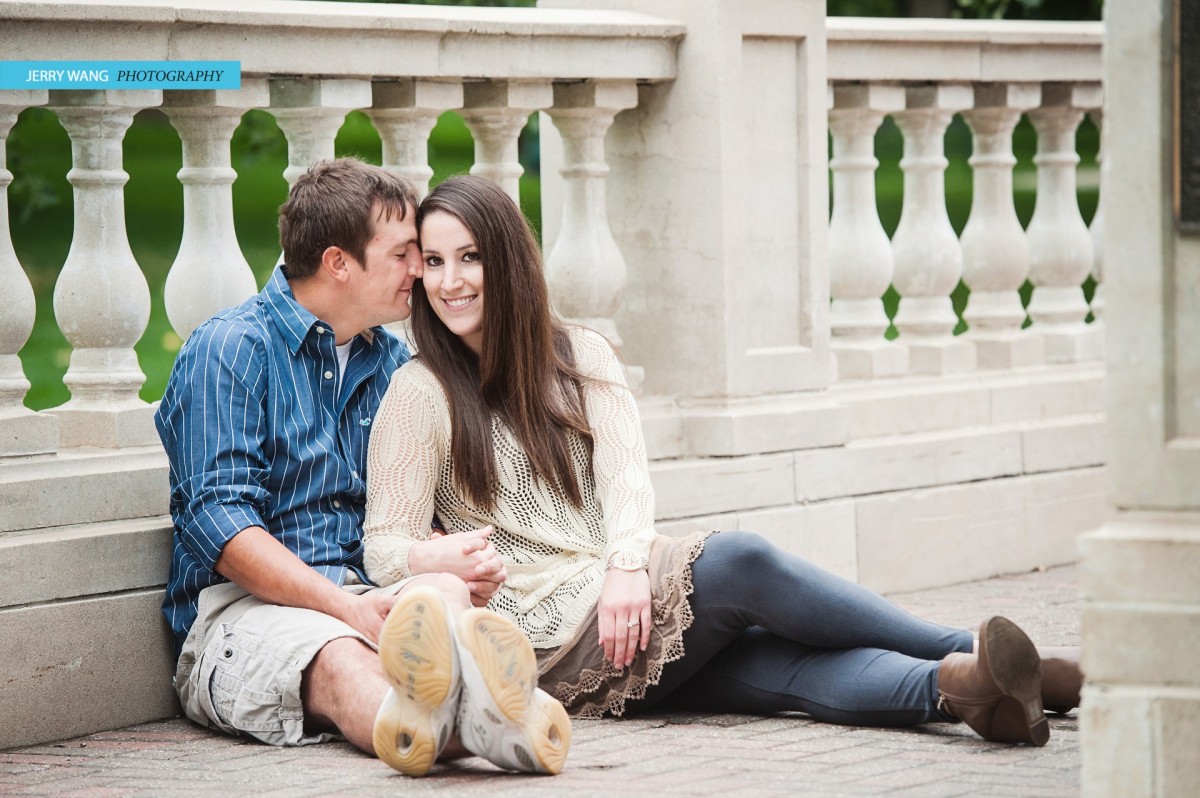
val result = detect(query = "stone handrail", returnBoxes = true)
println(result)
[0,0,683,458]
[826,17,1104,378]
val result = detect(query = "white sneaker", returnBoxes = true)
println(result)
[454,607,572,774]
[372,586,461,777]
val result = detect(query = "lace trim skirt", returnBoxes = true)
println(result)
[535,530,716,718]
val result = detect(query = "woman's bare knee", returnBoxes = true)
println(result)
[405,572,471,613]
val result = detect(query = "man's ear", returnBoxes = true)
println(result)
[319,246,351,284]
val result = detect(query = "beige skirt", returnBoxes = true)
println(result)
[535,530,716,718]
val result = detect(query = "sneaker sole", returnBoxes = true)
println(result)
[981,616,1049,747]
[456,608,571,774]
[373,586,457,776]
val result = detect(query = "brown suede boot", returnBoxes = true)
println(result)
[1038,646,1082,714]
[938,616,1049,746]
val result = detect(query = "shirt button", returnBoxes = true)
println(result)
[315,326,326,334]
[351,471,359,480]
[324,370,334,380]
[333,500,342,509]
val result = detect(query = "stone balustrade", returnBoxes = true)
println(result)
[0,0,682,458]
[826,17,1104,378]
[0,0,1111,751]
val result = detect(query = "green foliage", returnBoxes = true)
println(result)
[827,0,903,15]
[951,0,1102,20]
[828,0,1101,18]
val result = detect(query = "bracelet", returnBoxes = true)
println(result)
[607,553,648,572]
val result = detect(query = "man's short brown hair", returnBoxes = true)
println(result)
[278,158,420,279]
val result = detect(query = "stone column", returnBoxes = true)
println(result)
[1080,1,1200,795]
[960,83,1045,369]
[541,0,841,460]
[890,84,976,375]
[162,81,267,339]
[827,83,908,380]
[0,91,58,456]
[461,80,552,204]
[47,90,162,449]
[1086,108,1105,321]
[270,78,372,187]
[1025,82,1104,363]
[544,81,639,373]
[368,79,463,199]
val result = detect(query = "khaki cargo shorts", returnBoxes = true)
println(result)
[174,576,417,746]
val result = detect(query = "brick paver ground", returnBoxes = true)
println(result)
[1,566,1082,797]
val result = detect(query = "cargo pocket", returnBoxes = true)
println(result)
[208,625,287,739]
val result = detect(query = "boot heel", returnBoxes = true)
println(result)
[938,616,1051,747]
[992,696,1050,747]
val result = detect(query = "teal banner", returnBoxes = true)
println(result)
[0,61,240,90]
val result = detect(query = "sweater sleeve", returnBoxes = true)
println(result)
[363,361,446,586]
[572,327,656,569]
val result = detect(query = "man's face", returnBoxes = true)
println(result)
[345,205,421,329]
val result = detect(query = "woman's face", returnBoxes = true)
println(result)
[420,210,485,354]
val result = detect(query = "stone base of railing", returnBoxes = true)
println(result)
[0,517,178,751]
[905,337,977,376]
[1042,324,1105,364]
[832,339,910,381]
[0,410,58,458]
[969,330,1047,370]
[47,405,160,450]
[645,361,1106,593]
[642,394,849,460]
[0,446,168,534]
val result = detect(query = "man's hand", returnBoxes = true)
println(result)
[597,568,652,668]
[216,526,406,642]
[409,526,507,607]
[332,590,402,644]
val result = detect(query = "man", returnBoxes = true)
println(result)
[156,158,569,776]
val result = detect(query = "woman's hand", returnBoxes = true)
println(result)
[597,568,652,668]
[408,526,507,605]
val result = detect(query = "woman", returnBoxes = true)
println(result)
[363,175,1081,756]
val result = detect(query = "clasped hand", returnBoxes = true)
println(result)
[409,525,507,607]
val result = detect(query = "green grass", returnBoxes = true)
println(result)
[9,105,1094,410]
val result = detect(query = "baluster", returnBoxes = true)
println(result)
[461,81,552,204]
[960,83,1045,368]
[162,81,267,339]
[0,91,58,456]
[1026,83,1103,362]
[270,79,372,187]
[369,80,463,199]
[47,90,162,448]
[827,83,908,379]
[1087,107,1105,320]
[544,81,641,387]
[890,84,976,374]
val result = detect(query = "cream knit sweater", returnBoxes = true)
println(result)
[363,327,657,649]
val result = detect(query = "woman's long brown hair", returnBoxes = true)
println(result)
[412,175,593,510]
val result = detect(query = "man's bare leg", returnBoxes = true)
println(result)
[301,574,472,758]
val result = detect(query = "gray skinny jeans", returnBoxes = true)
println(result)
[629,531,973,727]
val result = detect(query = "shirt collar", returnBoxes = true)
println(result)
[263,266,378,355]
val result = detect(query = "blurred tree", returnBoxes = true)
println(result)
[827,0,1101,18]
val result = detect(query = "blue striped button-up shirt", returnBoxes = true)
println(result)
[156,267,410,656]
